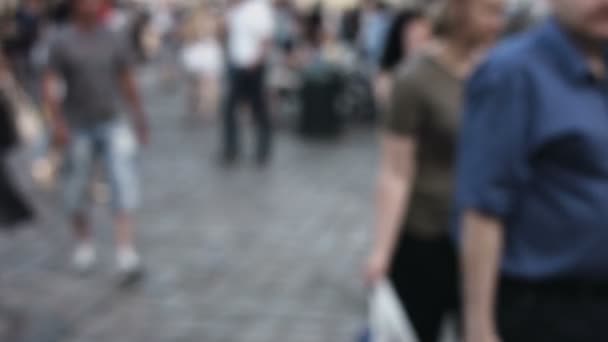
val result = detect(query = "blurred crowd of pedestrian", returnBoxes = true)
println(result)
[0,0,547,157]
[13,0,608,342]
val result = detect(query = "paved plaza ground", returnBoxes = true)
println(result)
[0,68,379,342]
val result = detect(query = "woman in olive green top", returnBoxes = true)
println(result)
[364,1,506,341]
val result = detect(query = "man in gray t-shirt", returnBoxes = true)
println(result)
[48,24,133,127]
[44,0,149,285]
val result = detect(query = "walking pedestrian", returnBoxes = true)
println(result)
[180,5,223,123]
[0,51,33,230]
[457,1,608,341]
[43,0,149,284]
[222,0,275,166]
[364,0,506,341]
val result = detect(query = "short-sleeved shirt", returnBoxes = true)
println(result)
[385,53,463,239]
[48,25,133,128]
[227,0,275,67]
[454,19,608,280]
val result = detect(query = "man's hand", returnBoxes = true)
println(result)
[363,248,391,287]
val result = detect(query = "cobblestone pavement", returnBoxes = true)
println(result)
[0,68,378,342]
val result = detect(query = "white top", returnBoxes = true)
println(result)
[181,39,224,77]
[226,0,275,67]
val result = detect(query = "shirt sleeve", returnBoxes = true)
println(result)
[383,70,424,137]
[455,61,533,219]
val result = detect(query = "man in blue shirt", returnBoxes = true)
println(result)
[456,1,608,341]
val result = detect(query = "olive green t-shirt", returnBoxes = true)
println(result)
[384,53,463,239]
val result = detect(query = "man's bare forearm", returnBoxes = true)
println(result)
[462,210,504,339]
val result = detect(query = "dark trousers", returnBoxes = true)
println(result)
[498,278,608,342]
[223,65,271,161]
[0,159,33,229]
[389,235,460,342]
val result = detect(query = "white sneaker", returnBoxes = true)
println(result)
[117,247,141,273]
[117,247,144,286]
[72,243,97,273]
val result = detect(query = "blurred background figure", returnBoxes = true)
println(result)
[0,0,56,191]
[150,0,182,90]
[375,7,432,107]
[294,3,344,138]
[222,0,275,166]
[0,50,33,230]
[43,0,149,284]
[338,0,391,122]
[130,8,152,63]
[0,48,30,342]
[267,0,302,122]
[340,0,391,71]
[357,0,392,72]
[273,0,300,51]
[457,0,608,341]
[365,0,506,341]
[6,0,44,100]
[180,3,224,124]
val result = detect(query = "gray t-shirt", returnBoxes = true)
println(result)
[48,25,133,128]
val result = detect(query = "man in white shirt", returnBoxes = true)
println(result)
[223,0,275,165]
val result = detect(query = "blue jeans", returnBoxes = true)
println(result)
[62,119,139,215]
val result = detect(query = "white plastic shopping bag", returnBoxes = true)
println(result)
[368,279,418,342]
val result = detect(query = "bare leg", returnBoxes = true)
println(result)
[72,212,92,242]
[64,132,96,272]
[114,211,135,250]
[114,211,142,284]
[71,211,96,272]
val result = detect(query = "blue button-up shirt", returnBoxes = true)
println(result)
[455,18,608,280]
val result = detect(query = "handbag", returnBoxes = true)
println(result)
[366,279,417,342]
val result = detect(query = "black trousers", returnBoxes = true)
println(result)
[498,278,608,342]
[222,65,271,161]
[389,235,460,342]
